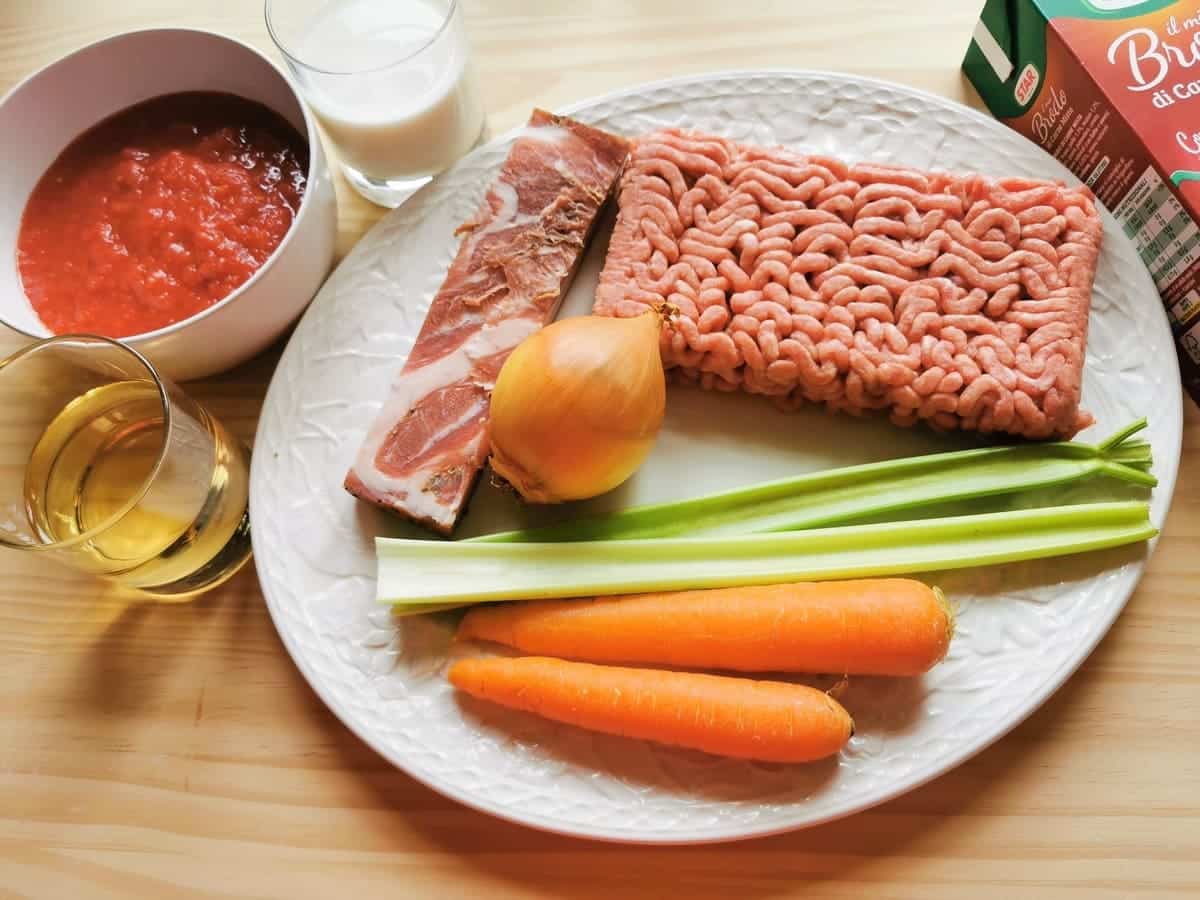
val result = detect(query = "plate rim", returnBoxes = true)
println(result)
[250,67,1184,845]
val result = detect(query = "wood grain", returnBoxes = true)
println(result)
[1,2,1197,897]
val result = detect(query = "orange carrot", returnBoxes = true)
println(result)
[449,656,852,763]
[457,579,953,677]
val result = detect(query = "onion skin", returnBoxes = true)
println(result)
[488,312,666,503]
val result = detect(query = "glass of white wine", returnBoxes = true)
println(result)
[0,335,251,598]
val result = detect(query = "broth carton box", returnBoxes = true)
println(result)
[964,0,1200,405]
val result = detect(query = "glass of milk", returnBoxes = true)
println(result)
[266,0,486,207]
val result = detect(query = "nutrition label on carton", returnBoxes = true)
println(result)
[1112,167,1200,291]
[1170,289,1200,330]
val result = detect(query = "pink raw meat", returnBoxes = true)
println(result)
[595,129,1102,439]
[346,110,629,534]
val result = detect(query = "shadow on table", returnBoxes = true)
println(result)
[65,563,248,716]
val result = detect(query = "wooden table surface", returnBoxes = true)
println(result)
[2,2,1197,897]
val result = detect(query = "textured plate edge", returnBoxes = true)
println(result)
[249,68,1186,845]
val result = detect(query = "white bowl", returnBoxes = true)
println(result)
[0,28,337,381]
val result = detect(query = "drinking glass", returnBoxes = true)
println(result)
[265,0,486,207]
[0,336,252,598]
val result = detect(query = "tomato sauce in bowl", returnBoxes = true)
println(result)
[16,91,309,338]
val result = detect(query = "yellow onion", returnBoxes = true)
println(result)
[488,311,666,503]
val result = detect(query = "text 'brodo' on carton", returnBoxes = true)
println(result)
[965,0,1200,406]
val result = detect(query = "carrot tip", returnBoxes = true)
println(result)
[933,585,957,650]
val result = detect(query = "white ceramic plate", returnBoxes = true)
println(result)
[250,71,1182,844]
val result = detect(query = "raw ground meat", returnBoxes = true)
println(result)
[594,129,1102,439]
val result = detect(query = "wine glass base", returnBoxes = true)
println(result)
[340,163,432,208]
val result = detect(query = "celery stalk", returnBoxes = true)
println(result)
[472,420,1155,544]
[378,501,1156,608]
